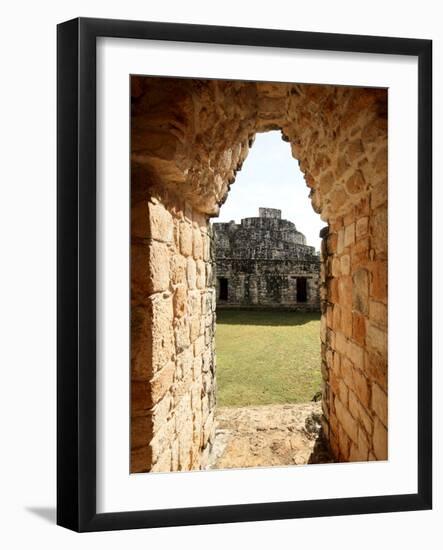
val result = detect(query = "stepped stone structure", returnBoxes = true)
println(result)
[131,76,388,473]
[213,208,320,309]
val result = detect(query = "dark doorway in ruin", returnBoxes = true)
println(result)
[218,277,229,301]
[297,277,308,303]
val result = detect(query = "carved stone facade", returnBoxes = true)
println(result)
[213,208,320,309]
[131,76,388,472]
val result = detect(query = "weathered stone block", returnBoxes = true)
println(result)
[345,170,365,195]
[192,355,203,379]
[367,323,387,356]
[174,317,190,353]
[152,391,172,426]
[329,278,339,304]
[351,237,370,268]
[370,260,387,303]
[173,285,187,318]
[338,423,351,460]
[352,312,366,345]
[348,443,363,462]
[320,315,327,343]
[338,276,353,309]
[374,146,387,175]
[345,139,364,162]
[373,417,388,460]
[357,423,370,454]
[369,300,387,328]
[332,304,341,331]
[337,378,349,406]
[365,350,387,388]
[348,390,373,436]
[371,382,388,427]
[319,170,334,193]
[151,294,174,373]
[203,412,215,447]
[333,350,341,376]
[335,396,358,444]
[327,233,338,254]
[193,335,205,358]
[352,268,369,314]
[341,307,353,338]
[331,257,341,277]
[371,180,387,210]
[351,367,370,407]
[356,216,369,239]
[372,208,387,255]
[346,340,365,371]
[176,347,193,380]
[186,257,196,289]
[147,200,173,242]
[340,254,351,276]
[170,254,187,286]
[321,361,329,381]
[355,196,370,218]
[179,221,193,257]
[148,241,170,293]
[337,228,345,254]
[190,316,201,343]
[193,227,203,259]
[196,260,206,289]
[335,331,347,355]
[151,448,173,472]
[150,362,175,405]
[344,223,355,248]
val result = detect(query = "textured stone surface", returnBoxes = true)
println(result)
[213,208,320,309]
[209,403,333,469]
[131,76,388,471]
[131,188,216,473]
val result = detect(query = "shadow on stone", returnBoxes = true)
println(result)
[308,428,335,464]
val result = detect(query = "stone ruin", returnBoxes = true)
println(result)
[130,76,388,472]
[213,208,320,309]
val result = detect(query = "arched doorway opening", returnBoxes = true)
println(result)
[211,130,325,468]
[130,76,388,472]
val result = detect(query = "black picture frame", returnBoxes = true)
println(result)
[57,17,432,532]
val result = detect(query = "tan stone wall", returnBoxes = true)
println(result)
[131,181,216,472]
[131,76,388,471]
[320,193,388,462]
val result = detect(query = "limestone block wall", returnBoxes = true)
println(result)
[131,184,216,472]
[131,76,388,470]
[214,259,320,309]
[319,191,388,461]
[212,209,320,309]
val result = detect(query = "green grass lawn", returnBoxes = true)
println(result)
[215,309,322,407]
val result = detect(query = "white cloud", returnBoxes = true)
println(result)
[214,131,324,250]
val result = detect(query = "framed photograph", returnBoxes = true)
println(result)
[57,17,432,532]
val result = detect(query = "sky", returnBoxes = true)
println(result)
[213,131,324,250]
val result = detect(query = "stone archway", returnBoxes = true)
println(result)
[130,77,388,472]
